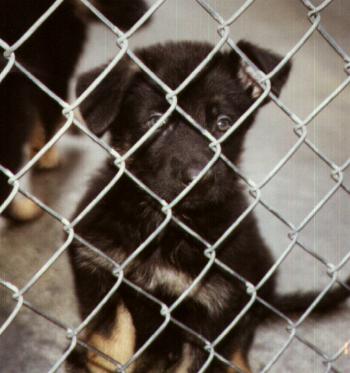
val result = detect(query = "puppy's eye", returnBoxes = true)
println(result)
[216,115,233,132]
[146,113,163,128]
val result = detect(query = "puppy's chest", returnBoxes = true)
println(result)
[76,239,232,315]
[132,262,232,316]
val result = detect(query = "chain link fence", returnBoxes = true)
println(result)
[0,0,349,372]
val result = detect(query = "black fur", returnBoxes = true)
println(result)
[0,0,149,216]
[67,41,350,372]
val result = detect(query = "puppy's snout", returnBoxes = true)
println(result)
[181,166,213,186]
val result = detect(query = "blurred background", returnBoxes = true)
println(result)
[0,0,349,371]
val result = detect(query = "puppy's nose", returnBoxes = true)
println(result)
[181,167,212,185]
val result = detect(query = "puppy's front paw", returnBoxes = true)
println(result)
[29,121,61,171]
[7,196,43,222]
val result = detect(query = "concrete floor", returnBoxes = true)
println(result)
[1,0,350,372]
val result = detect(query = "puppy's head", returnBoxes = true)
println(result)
[77,0,149,30]
[77,41,291,210]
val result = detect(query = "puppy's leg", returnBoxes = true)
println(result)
[228,349,252,373]
[219,315,257,373]
[173,343,211,373]
[0,75,42,221]
[86,302,136,373]
[174,343,197,373]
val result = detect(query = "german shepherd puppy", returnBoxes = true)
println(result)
[0,0,149,221]
[67,41,350,372]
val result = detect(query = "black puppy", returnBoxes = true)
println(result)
[0,0,148,221]
[67,41,350,372]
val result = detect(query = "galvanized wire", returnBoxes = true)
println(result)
[0,0,349,372]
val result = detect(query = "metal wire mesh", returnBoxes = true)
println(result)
[0,0,349,372]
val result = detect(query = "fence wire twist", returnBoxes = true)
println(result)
[0,0,349,372]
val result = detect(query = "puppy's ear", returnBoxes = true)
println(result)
[76,59,135,136]
[236,40,291,99]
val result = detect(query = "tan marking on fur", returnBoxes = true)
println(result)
[9,196,42,222]
[77,247,128,274]
[228,350,252,373]
[36,147,60,170]
[29,121,46,155]
[129,62,141,74]
[87,303,136,373]
[74,107,84,127]
[175,344,193,373]
[147,266,192,295]
[29,121,60,170]
[145,266,231,315]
